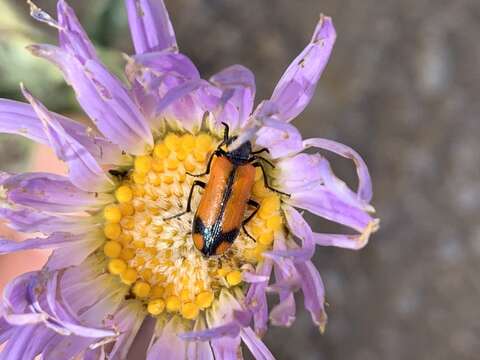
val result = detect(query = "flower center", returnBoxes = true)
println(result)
[101,132,284,320]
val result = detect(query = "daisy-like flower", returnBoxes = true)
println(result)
[0,1,379,359]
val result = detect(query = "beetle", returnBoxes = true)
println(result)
[165,123,289,257]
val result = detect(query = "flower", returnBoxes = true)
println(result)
[0,0,379,359]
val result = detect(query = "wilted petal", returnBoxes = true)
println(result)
[295,261,327,332]
[21,85,114,192]
[57,0,98,62]
[304,138,373,203]
[125,0,177,55]
[2,172,114,213]
[270,15,336,122]
[313,219,379,250]
[240,327,275,360]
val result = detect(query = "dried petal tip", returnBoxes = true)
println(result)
[27,0,60,29]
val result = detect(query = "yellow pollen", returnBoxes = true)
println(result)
[151,285,164,299]
[153,143,170,159]
[195,291,214,309]
[258,231,274,246]
[108,259,127,275]
[120,248,135,261]
[166,296,181,313]
[134,155,152,174]
[195,134,213,152]
[181,302,199,320]
[267,215,283,231]
[147,299,166,315]
[103,241,122,258]
[181,134,195,151]
[104,223,122,240]
[103,205,122,223]
[252,180,269,198]
[180,289,191,302]
[132,281,151,298]
[166,158,180,170]
[132,172,146,185]
[226,270,243,287]
[164,133,181,151]
[120,268,138,285]
[151,159,165,172]
[119,203,135,216]
[115,185,133,203]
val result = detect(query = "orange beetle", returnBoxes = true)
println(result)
[167,123,288,256]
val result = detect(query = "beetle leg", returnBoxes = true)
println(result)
[249,155,275,169]
[251,148,270,155]
[221,121,230,142]
[163,180,206,220]
[187,149,224,177]
[252,162,291,197]
[242,199,260,241]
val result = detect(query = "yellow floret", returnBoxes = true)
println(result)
[267,215,283,231]
[226,270,243,286]
[166,296,181,312]
[166,158,180,170]
[132,281,151,298]
[261,195,280,215]
[108,258,127,275]
[104,223,121,240]
[120,268,138,285]
[164,133,181,151]
[258,231,274,246]
[195,290,214,309]
[181,134,195,151]
[151,285,164,299]
[121,216,135,230]
[151,159,165,172]
[252,181,270,198]
[103,205,122,223]
[134,155,152,174]
[115,185,133,203]
[153,143,170,159]
[120,248,135,261]
[147,299,166,316]
[195,133,213,152]
[181,302,199,320]
[119,202,135,216]
[132,172,146,185]
[103,241,122,258]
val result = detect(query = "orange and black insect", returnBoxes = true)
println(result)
[166,123,288,256]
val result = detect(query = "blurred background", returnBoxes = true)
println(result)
[1,0,479,359]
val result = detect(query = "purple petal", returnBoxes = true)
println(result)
[147,317,187,360]
[288,185,375,233]
[28,44,153,154]
[45,234,104,271]
[270,15,336,122]
[276,153,324,193]
[0,207,96,235]
[295,261,328,333]
[2,172,114,213]
[269,293,295,327]
[2,271,37,313]
[209,65,256,130]
[245,260,272,337]
[255,116,303,159]
[187,317,215,360]
[21,86,114,192]
[240,327,275,360]
[125,0,177,54]
[313,220,379,250]
[304,138,373,203]
[107,301,145,360]
[0,99,130,166]
[0,232,95,255]
[57,0,98,62]
[0,325,51,360]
